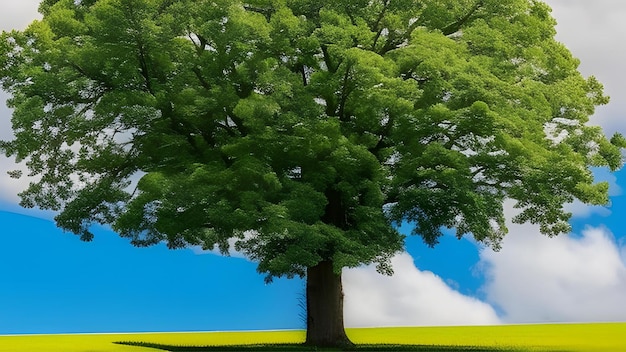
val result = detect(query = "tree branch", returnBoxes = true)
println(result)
[192,67,211,91]
[192,33,209,55]
[441,0,483,36]
[321,45,340,73]
[337,63,354,121]
[243,5,274,21]
[371,0,391,50]
[137,43,154,95]
[300,64,308,86]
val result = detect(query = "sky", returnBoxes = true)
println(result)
[1,0,626,334]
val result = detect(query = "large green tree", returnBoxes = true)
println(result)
[1,0,624,347]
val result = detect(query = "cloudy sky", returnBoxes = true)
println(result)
[1,1,626,334]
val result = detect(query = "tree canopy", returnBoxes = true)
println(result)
[1,0,624,346]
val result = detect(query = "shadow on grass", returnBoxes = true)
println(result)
[114,341,526,351]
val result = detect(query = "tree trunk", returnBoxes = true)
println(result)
[304,260,354,348]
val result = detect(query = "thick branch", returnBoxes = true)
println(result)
[243,5,274,21]
[193,33,209,55]
[300,64,308,86]
[370,116,394,159]
[68,62,114,92]
[227,114,249,137]
[321,45,340,73]
[371,0,391,50]
[441,0,483,36]
[137,44,154,94]
[337,64,354,121]
[192,67,211,91]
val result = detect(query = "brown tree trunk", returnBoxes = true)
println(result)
[304,260,354,348]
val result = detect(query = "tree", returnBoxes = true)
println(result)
[1,0,624,347]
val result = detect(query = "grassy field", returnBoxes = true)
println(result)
[0,323,624,351]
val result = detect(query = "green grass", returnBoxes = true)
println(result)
[114,341,520,351]
[0,323,624,351]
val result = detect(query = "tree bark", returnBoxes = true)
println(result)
[304,260,354,348]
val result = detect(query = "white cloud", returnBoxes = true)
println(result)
[0,158,27,204]
[564,200,611,219]
[343,252,501,327]
[620,237,626,264]
[1,2,41,206]
[0,1,41,31]
[480,202,626,323]
[544,0,626,136]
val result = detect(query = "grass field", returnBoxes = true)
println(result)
[0,323,624,351]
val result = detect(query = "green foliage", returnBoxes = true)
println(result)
[1,0,623,279]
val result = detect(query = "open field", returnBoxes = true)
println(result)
[0,323,624,352]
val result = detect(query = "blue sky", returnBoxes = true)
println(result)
[0,209,304,334]
[2,0,626,334]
